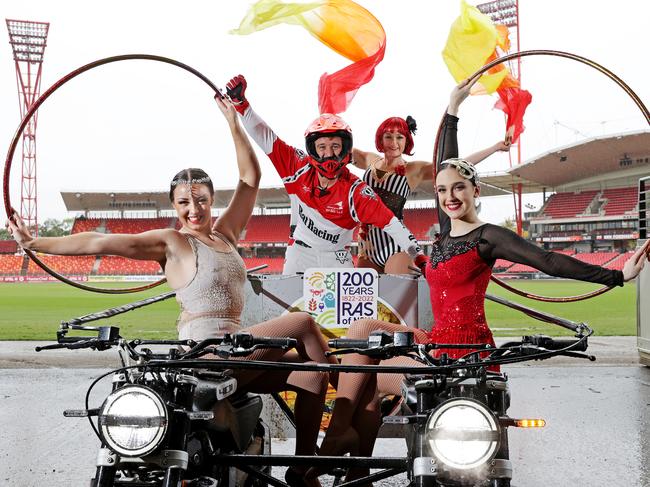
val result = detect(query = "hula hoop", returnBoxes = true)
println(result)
[3,54,222,294]
[432,49,649,303]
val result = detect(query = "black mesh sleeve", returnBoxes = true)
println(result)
[435,114,459,236]
[478,224,624,287]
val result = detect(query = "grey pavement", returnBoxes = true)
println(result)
[1,338,648,486]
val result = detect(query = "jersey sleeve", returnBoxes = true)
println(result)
[240,106,305,179]
[351,182,421,255]
[435,114,460,235]
[479,224,624,286]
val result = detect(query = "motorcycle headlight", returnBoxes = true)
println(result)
[99,385,168,457]
[426,398,499,471]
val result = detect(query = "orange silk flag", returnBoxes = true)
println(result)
[231,0,386,114]
[442,0,531,143]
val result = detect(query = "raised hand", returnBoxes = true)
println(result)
[622,239,650,282]
[448,73,481,116]
[225,74,249,115]
[215,95,239,127]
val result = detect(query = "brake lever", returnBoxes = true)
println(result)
[230,343,292,357]
[557,351,596,361]
[35,342,68,352]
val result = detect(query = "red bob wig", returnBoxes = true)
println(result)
[374,116,417,156]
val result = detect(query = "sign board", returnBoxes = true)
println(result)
[303,268,378,328]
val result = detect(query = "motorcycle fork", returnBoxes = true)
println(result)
[414,378,444,487]
[161,408,191,486]
[93,447,117,487]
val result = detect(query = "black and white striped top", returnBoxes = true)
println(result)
[359,161,415,267]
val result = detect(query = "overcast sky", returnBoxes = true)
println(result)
[1,0,648,224]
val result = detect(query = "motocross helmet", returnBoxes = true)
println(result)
[304,113,353,179]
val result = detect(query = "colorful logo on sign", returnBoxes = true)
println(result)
[303,268,378,328]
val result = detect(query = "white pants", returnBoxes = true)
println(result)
[283,243,354,274]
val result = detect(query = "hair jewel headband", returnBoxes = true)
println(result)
[170,176,212,186]
[441,158,480,184]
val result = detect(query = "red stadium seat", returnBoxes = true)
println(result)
[241,215,291,243]
[540,190,599,218]
[26,255,95,276]
[97,256,163,275]
[604,251,634,270]
[600,187,638,216]
[0,254,24,274]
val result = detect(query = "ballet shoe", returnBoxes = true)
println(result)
[285,467,322,487]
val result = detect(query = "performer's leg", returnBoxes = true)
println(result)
[383,251,414,275]
[236,313,335,457]
[356,254,383,273]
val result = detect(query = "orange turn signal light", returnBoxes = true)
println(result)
[514,418,546,428]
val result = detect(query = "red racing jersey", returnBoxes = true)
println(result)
[240,107,420,252]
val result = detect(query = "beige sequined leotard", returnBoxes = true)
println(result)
[175,232,246,341]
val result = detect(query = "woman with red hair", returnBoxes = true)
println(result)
[352,84,511,274]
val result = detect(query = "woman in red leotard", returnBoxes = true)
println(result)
[307,83,650,485]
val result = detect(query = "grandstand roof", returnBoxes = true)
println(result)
[61,191,171,211]
[481,130,650,194]
[62,182,509,212]
[62,131,648,211]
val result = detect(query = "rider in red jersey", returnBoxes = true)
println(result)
[226,75,423,274]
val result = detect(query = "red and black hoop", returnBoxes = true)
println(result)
[432,49,649,303]
[3,54,222,294]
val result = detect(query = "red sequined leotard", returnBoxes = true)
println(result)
[423,223,624,365]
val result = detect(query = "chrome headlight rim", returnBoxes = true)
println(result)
[426,397,500,471]
[98,384,168,457]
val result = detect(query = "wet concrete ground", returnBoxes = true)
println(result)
[1,340,648,486]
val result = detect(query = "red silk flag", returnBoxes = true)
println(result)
[231,0,386,115]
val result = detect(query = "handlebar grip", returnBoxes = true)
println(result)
[253,337,297,349]
[543,338,588,352]
[328,338,369,349]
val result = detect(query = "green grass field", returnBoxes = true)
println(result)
[0,280,639,340]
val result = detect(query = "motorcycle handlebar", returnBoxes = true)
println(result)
[329,338,371,349]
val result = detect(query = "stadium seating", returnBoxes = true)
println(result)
[493,259,514,272]
[553,249,576,255]
[106,218,174,234]
[97,256,163,275]
[573,252,618,266]
[0,254,24,275]
[242,215,291,243]
[403,208,437,240]
[604,251,634,270]
[506,263,538,273]
[71,218,102,234]
[26,255,95,276]
[540,190,598,218]
[242,257,284,274]
[0,240,18,254]
[601,187,638,216]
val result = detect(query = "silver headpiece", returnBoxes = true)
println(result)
[440,158,480,185]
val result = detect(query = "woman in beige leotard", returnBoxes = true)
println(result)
[7,96,333,487]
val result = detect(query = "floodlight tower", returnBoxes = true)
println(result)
[476,1,524,235]
[6,19,50,234]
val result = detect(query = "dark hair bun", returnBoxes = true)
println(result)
[405,115,417,135]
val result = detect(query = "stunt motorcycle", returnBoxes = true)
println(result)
[38,293,595,487]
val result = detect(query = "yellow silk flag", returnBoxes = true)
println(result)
[231,0,386,114]
[442,0,531,143]
[442,0,510,94]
